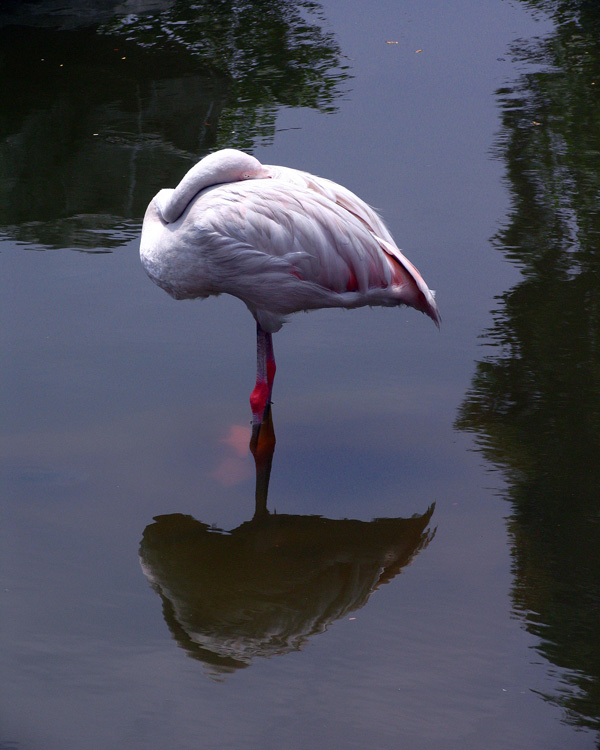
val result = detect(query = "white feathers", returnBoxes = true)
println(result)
[140,149,440,332]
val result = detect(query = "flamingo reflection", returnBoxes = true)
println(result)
[140,408,435,676]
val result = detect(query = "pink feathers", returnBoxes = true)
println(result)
[140,149,440,425]
[141,149,439,331]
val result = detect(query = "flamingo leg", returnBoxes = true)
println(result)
[265,326,276,393]
[249,323,276,428]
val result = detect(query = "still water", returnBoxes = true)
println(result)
[1,1,599,748]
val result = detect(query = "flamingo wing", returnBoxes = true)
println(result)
[262,167,439,325]
[265,165,396,244]
[179,179,439,330]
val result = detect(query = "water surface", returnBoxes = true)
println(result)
[1,1,599,748]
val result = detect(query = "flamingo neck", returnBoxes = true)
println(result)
[154,149,268,224]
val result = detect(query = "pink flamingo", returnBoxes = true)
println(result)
[140,149,440,431]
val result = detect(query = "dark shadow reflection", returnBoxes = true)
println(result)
[457,2,600,740]
[140,409,435,677]
[0,0,349,249]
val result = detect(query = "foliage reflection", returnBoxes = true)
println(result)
[456,1,600,738]
[0,0,349,249]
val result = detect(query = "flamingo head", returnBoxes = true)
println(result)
[203,149,272,183]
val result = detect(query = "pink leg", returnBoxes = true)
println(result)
[265,326,276,393]
[249,323,276,427]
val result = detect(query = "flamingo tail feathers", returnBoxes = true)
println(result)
[378,238,441,327]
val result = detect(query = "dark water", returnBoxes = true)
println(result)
[1,1,599,748]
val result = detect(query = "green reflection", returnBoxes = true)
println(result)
[0,1,349,249]
[100,0,350,148]
[140,410,435,677]
[457,2,600,738]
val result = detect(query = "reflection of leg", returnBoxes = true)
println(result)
[250,323,276,427]
[249,404,276,521]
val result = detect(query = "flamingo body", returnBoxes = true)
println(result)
[140,149,440,425]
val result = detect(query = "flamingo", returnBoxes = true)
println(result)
[140,149,440,432]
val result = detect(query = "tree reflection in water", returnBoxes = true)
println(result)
[0,0,349,249]
[140,409,436,677]
[99,0,350,150]
[456,1,600,738]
